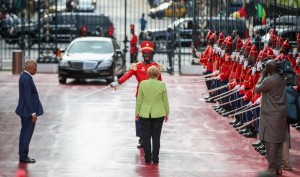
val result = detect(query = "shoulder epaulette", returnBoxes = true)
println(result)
[158,64,163,71]
[131,62,141,70]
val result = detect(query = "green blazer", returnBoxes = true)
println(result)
[136,78,169,118]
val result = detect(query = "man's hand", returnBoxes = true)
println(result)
[32,115,37,123]
[164,115,168,123]
[135,114,140,121]
[109,81,119,90]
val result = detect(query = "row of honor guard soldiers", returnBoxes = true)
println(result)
[192,30,300,157]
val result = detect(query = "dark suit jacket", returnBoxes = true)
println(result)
[15,71,44,117]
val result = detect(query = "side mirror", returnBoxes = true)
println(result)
[115,49,122,56]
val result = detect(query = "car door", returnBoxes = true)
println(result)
[112,39,125,77]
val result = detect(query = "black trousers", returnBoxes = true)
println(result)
[19,117,36,159]
[140,117,164,162]
[130,53,138,64]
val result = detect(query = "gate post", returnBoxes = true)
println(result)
[12,50,23,75]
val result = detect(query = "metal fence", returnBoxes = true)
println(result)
[0,0,299,73]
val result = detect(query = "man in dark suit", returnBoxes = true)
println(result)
[15,59,43,163]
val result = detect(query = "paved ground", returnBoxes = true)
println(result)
[0,71,299,177]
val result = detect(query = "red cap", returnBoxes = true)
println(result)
[209,32,216,41]
[217,33,225,44]
[282,39,290,49]
[244,39,252,52]
[249,45,258,57]
[276,36,284,47]
[81,26,87,32]
[236,37,243,49]
[269,29,276,35]
[297,33,300,44]
[270,33,277,42]
[140,41,154,53]
[225,36,233,48]
[267,48,275,58]
[275,53,284,61]
[206,31,213,41]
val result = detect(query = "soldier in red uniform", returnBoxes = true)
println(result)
[130,24,139,64]
[109,41,162,148]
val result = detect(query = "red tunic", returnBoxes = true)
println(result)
[130,34,138,54]
[118,62,162,96]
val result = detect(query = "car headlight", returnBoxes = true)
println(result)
[59,60,70,67]
[97,61,112,68]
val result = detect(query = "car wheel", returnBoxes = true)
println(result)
[59,78,67,84]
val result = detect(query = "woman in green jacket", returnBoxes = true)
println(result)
[135,66,169,164]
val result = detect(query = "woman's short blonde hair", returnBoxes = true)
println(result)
[147,66,160,79]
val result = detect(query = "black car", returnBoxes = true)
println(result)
[253,15,300,36]
[10,12,114,47]
[58,37,125,84]
[145,16,247,51]
[0,13,20,42]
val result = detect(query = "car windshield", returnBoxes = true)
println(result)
[68,41,113,54]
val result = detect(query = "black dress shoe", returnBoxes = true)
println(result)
[243,131,257,138]
[259,150,267,156]
[255,144,265,151]
[229,119,238,125]
[239,128,248,134]
[212,105,220,109]
[205,99,215,103]
[233,122,243,128]
[20,157,36,163]
[153,160,159,164]
[252,141,263,147]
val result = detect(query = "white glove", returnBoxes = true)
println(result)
[273,49,279,56]
[196,52,201,58]
[247,102,253,107]
[239,55,244,64]
[239,85,245,91]
[233,84,240,91]
[293,86,298,90]
[257,61,262,71]
[220,50,225,57]
[202,67,207,73]
[193,58,200,63]
[231,52,236,59]
[109,81,119,88]
[213,70,220,75]
[254,97,262,105]
[243,60,248,69]
[251,67,256,75]
[293,48,297,57]
[215,75,221,80]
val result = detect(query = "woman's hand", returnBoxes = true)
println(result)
[135,114,140,121]
[164,115,168,123]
